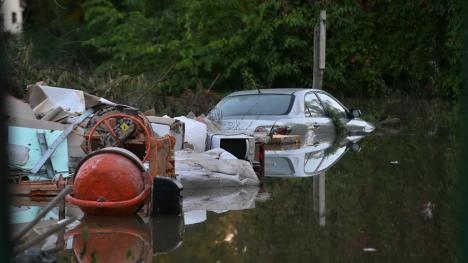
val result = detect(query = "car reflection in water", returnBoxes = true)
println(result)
[265,135,363,178]
[264,135,365,226]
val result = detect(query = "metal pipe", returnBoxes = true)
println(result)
[12,185,73,243]
[37,132,55,179]
[13,218,75,255]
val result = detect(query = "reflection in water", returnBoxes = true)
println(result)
[66,216,153,262]
[151,215,185,255]
[265,134,364,226]
[265,135,363,178]
[313,172,326,226]
[183,187,260,226]
[56,99,459,262]
[60,187,262,262]
[66,215,184,262]
[13,135,362,260]
[183,187,260,213]
[14,100,460,262]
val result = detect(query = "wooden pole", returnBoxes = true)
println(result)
[312,11,327,225]
[313,10,326,90]
[313,26,320,89]
[313,172,326,226]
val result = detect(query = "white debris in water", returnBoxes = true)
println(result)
[224,233,235,242]
[363,248,377,252]
[176,148,260,189]
[389,160,399,165]
[422,201,435,221]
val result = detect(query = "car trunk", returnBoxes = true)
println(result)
[219,116,281,134]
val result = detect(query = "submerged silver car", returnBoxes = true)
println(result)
[209,88,375,137]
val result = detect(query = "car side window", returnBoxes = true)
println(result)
[304,93,325,117]
[316,92,347,118]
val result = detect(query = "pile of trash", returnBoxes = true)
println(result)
[6,84,261,192]
[7,84,264,259]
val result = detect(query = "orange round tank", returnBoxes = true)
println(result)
[66,148,150,216]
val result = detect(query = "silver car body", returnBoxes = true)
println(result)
[209,88,375,137]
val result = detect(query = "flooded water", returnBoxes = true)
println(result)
[13,99,460,262]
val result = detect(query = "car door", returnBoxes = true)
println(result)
[304,92,334,135]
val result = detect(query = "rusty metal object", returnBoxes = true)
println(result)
[85,113,153,162]
[82,106,153,162]
[148,135,176,178]
[10,177,72,197]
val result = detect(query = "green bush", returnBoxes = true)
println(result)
[12,0,463,99]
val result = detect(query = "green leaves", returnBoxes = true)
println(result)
[18,0,463,98]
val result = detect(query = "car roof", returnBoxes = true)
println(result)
[227,88,321,96]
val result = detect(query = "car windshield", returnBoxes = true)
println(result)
[215,94,293,116]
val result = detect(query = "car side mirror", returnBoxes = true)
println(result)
[348,108,362,119]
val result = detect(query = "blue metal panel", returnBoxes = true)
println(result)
[8,126,69,177]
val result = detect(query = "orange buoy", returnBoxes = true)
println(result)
[66,147,151,216]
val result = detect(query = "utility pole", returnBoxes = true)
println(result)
[312,10,326,90]
[313,171,326,226]
[312,10,327,227]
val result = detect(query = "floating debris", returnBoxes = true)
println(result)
[422,201,435,221]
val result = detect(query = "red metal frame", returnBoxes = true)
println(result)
[86,113,153,162]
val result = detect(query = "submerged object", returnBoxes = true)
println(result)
[66,147,151,216]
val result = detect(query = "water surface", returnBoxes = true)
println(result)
[16,99,459,262]
[156,99,459,262]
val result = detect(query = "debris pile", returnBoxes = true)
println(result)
[7,84,263,214]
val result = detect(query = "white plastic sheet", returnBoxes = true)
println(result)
[174,116,207,152]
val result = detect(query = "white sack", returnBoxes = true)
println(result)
[175,149,260,189]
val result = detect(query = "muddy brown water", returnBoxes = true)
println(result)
[15,99,461,262]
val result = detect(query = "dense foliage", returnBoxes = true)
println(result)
[8,0,462,108]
